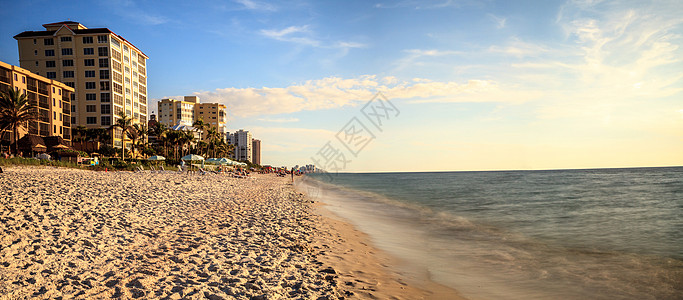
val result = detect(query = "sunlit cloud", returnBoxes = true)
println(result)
[256,117,300,123]
[182,75,541,118]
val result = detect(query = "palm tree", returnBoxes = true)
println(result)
[0,89,38,155]
[206,126,221,157]
[111,113,133,160]
[192,118,207,154]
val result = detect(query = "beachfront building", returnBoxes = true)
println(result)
[14,21,149,149]
[157,96,197,127]
[157,96,227,139]
[252,139,261,165]
[195,102,226,132]
[0,60,74,147]
[229,129,252,162]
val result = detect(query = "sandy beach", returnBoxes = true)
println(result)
[0,166,462,299]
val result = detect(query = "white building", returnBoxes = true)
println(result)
[230,129,252,162]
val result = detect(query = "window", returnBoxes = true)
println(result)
[61,48,73,55]
[98,47,108,56]
[99,58,109,68]
[101,104,111,114]
[100,93,111,102]
[46,72,56,79]
[112,50,121,61]
[86,105,96,112]
[100,70,110,79]
[85,82,96,89]
[65,82,75,88]
[101,116,111,126]
[85,70,95,78]
[60,36,72,42]
[63,60,74,67]
[100,82,110,91]
[86,117,97,124]
[111,38,120,48]
[86,93,97,101]
[35,61,38,66]
[98,35,108,43]
[84,59,95,66]
[63,71,74,78]
[83,36,93,44]
[83,48,94,55]
[45,50,55,56]
[113,72,122,83]
[113,83,123,94]
[71,117,76,124]
[34,50,37,56]
[44,38,54,45]
[46,61,56,68]
[71,105,76,112]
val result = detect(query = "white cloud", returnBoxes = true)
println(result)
[234,0,276,12]
[488,14,507,29]
[260,25,365,50]
[179,75,540,118]
[257,117,300,123]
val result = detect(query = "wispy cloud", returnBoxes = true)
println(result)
[257,117,300,123]
[260,25,366,50]
[488,14,507,29]
[233,0,276,12]
[487,38,549,57]
[103,0,168,25]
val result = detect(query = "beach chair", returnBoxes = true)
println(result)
[160,165,165,172]
[150,166,156,173]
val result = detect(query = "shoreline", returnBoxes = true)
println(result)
[296,178,466,300]
[0,166,463,299]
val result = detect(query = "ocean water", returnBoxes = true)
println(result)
[301,167,683,300]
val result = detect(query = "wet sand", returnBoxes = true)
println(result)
[0,166,463,299]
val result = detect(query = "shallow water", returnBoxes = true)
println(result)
[302,167,683,299]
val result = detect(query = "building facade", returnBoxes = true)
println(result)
[0,60,74,144]
[157,96,227,136]
[232,129,252,162]
[157,96,197,127]
[252,139,261,165]
[14,21,149,149]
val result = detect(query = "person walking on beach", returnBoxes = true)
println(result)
[291,167,294,183]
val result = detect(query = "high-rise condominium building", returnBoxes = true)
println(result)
[0,60,74,143]
[252,139,261,165]
[14,21,149,149]
[157,96,227,134]
[232,129,252,162]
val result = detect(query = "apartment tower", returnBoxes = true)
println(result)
[252,139,261,165]
[0,60,74,143]
[14,21,149,149]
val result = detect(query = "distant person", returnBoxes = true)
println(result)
[291,167,294,183]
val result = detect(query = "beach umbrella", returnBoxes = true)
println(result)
[181,154,204,172]
[148,155,166,161]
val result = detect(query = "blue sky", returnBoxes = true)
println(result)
[1,0,682,171]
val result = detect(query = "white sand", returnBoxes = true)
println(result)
[0,166,463,299]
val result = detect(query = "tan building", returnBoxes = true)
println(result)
[14,21,149,149]
[0,60,74,144]
[157,96,198,127]
[157,96,226,134]
[252,139,261,165]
